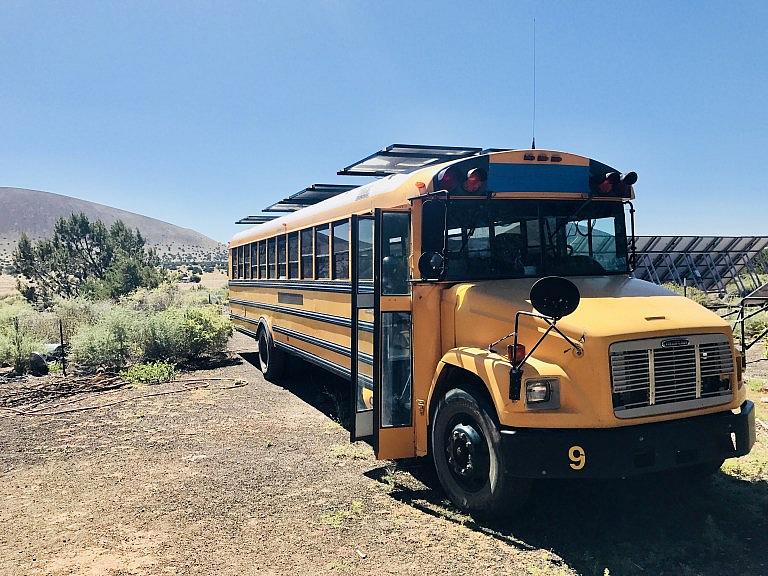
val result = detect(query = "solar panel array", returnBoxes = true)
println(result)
[237,143,489,224]
[337,144,483,177]
[263,184,357,213]
[633,236,768,294]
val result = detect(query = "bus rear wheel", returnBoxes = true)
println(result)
[257,327,285,382]
[431,387,530,519]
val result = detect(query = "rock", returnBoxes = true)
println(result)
[44,343,63,360]
[28,352,49,377]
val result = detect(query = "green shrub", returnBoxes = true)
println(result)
[180,306,232,358]
[122,282,180,312]
[70,309,142,368]
[121,361,176,385]
[52,296,112,340]
[0,297,46,371]
[141,308,186,361]
[662,282,710,306]
[745,312,768,340]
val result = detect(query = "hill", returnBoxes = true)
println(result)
[0,187,225,270]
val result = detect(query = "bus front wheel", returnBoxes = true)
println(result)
[257,327,285,382]
[431,387,530,518]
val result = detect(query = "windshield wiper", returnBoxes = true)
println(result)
[545,198,594,248]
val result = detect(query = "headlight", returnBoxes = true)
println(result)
[525,378,560,410]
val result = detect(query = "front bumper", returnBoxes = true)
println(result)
[500,400,755,479]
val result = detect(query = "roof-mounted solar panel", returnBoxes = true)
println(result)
[263,183,357,213]
[235,215,279,225]
[338,144,482,177]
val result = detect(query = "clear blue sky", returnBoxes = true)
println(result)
[1,1,766,242]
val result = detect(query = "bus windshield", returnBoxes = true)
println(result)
[440,199,629,280]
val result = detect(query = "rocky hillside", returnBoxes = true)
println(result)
[0,187,225,270]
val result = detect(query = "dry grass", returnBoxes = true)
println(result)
[0,274,17,297]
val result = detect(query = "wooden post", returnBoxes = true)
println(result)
[59,318,67,376]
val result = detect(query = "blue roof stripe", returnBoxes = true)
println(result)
[488,163,590,193]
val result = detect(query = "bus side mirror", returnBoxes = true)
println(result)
[529,276,581,321]
[419,198,448,281]
[421,198,447,252]
[418,251,445,280]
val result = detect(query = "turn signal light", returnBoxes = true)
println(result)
[598,171,638,196]
[462,167,488,193]
[436,166,460,192]
[507,343,526,364]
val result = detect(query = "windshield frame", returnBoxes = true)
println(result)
[425,198,630,282]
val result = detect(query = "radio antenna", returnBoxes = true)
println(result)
[531,18,536,150]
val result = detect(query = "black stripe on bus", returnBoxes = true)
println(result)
[229,299,374,333]
[273,324,373,366]
[234,324,373,387]
[229,279,375,294]
[274,339,351,380]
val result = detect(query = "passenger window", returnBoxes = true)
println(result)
[315,225,330,279]
[381,213,410,295]
[288,232,299,279]
[231,247,238,279]
[243,243,251,280]
[238,245,245,279]
[267,238,276,279]
[358,218,374,280]
[332,220,350,279]
[277,235,287,279]
[250,243,258,279]
[300,229,313,279]
[258,240,266,279]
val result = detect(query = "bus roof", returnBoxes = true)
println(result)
[229,149,629,247]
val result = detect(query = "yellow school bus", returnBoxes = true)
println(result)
[228,146,755,516]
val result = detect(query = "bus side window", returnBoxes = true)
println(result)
[332,220,350,279]
[315,225,330,279]
[277,235,287,279]
[250,243,258,279]
[288,232,299,279]
[244,242,251,280]
[300,228,313,279]
[267,237,276,279]
[381,213,410,295]
[258,240,266,279]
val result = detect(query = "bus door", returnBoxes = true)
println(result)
[375,209,416,458]
[351,210,416,459]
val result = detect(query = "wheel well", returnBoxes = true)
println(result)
[428,364,498,428]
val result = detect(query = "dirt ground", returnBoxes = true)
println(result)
[1,332,766,576]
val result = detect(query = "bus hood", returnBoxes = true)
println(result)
[453,276,729,343]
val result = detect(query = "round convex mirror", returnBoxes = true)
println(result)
[418,251,445,280]
[529,276,580,319]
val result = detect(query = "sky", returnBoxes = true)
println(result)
[1,1,766,243]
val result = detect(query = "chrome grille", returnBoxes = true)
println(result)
[610,334,733,418]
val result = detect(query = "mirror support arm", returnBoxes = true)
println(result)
[509,311,583,401]
[623,200,637,271]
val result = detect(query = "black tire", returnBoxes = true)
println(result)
[431,387,530,519]
[257,327,285,382]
